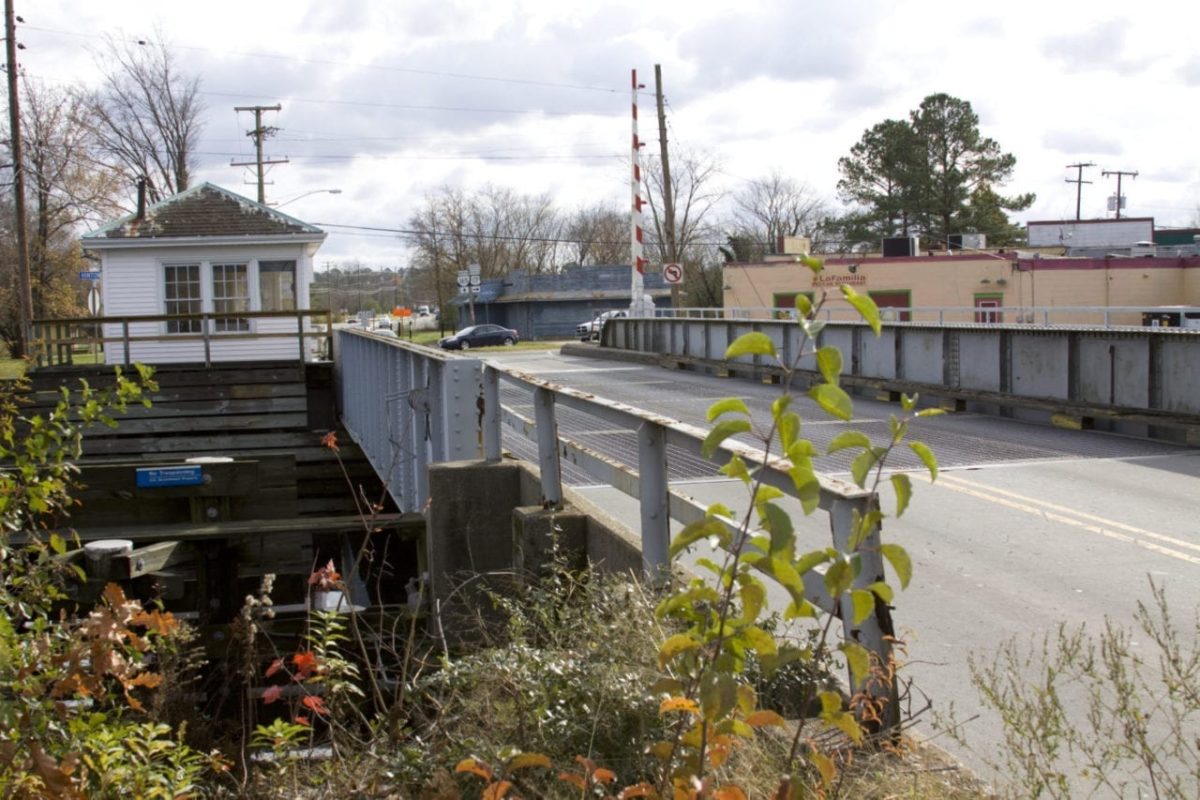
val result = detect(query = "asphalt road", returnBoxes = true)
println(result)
[484,347,1200,795]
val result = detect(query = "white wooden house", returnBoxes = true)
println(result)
[81,183,327,365]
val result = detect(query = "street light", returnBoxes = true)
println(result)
[272,188,342,208]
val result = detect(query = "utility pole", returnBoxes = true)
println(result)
[653,64,679,309]
[5,0,32,358]
[231,104,288,204]
[1101,169,1138,220]
[1064,162,1094,221]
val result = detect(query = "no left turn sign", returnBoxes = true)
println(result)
[663,262,684,284]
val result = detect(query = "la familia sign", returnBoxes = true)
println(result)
[812,273,867,288]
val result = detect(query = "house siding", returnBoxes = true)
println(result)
[97,243,317,365]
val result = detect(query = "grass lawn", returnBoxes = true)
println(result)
[0,359,26,380]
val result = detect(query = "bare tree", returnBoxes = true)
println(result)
[729,170,830,256]
[88,36,204,203]
[562,204,627,266]
[21,81,123,316]
[642,148,725,266]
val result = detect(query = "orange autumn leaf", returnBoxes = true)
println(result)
[265,658,284,678]
[291,650,319,680]
[127,672,162,689]
[618,783,659,799]
[558,772,587,790]
[301,694,328,716]
[713,787,748,800]
[746,709,786,728]
[482,781,513,800]
[456,758,493,781]
[321,431,339,452]
[130,609,179,636]
[592,767,617,784]
[293,714,311,727]
[262,685,283,705]
[659,696,700,715]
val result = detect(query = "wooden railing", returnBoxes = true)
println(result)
[31,309,335,368]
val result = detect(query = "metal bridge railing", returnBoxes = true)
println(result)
[650,305,1200,329]
[336,327,898,724]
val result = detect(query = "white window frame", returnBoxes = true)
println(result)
[211,262,250,333]
[163,263,203,334]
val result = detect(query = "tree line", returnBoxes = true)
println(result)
[0,37,202,354]
[404,92,1034,310]
[2,51,1034,352]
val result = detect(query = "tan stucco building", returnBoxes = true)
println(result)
[723,251,1200,326]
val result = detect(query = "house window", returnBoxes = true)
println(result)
[259,260,297,311]
[212,263,250,332]
[164,264,202,333]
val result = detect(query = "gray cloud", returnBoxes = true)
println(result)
[1041,18,1152,74]
[676,1,875,93]
[1042,129,1123,157]
[1182,56,1200,86]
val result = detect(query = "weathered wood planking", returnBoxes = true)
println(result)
[69,456,299,526]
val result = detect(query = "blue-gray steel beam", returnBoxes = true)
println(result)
[637,420,670,581]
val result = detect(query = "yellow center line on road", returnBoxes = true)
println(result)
[928,472,1200,567]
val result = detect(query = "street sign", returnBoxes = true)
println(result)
[471,284,481,293]
[456,271,470,287]
[79,270,101,281]
[136,465,204,489]
[468,263,481,276]
[663,262,684,284]
[459,285,469,295]
[469,275,480,286]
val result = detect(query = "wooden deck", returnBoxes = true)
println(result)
[22,360,420,640]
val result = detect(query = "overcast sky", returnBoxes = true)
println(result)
[22,0,1200,265]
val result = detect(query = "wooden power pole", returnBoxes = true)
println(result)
[1064,162,1094,221]
[5,0,33,357]
[1101,169,1138,220]
[654,64,680,308]
[231,104,288,204]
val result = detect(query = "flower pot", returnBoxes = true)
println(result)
[311,589,345,612]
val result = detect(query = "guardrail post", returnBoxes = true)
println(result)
[829,497,899,732]
[482,365,501,462]
[533,387,562,508]
[637,420,670,582]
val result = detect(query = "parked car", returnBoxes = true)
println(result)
[438,324,519,350]
[576,309,628,341]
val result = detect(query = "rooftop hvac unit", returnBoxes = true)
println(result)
[948,233,987,251]
[882,236,919,257]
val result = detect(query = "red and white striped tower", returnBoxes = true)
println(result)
[630,68,648,315]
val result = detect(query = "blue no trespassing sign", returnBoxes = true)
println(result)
[79,271,101,281]
[136,465,205,488]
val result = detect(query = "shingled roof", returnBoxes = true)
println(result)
[84,183,325,241]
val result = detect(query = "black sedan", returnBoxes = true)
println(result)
[438,324,519,350]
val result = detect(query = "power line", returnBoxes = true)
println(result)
[28,73,612,119]
[200,89,591,117]
[23,23,629,95]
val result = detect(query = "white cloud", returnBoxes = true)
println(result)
[22,0,1200,261]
